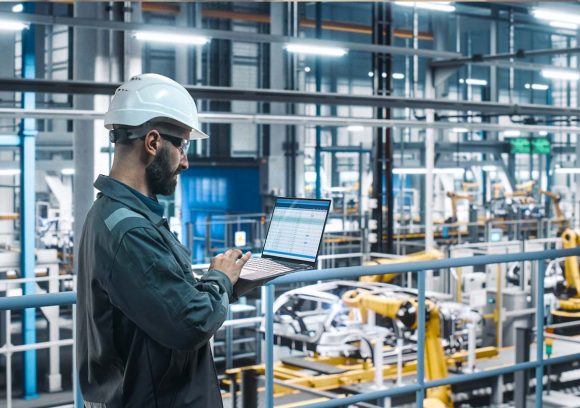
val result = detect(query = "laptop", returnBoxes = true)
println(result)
[239,197,331,282]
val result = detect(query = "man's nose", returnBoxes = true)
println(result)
[180,153,189,170]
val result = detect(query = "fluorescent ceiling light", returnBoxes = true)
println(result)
[465,78,488,86]
[525,83,549,91]
[451,127,469,133]
[555,168,580,174]
[541,69,580,81]
[532,9,579,25]
[61,168,75,175]
[503,130,521,137]
[347,125,365,132]
[0,20,27,31]
[482,165,497,172]
[0,169,20,176]
[392,73,405,80]
[393,167,465,175]
[12,4,23,13]
[133,31,209,45]
[539,131,548,136]
[285,43,347,57]
[550,21,578,30]
[395,2,456,12]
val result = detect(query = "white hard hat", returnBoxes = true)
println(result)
[104,73,208,140]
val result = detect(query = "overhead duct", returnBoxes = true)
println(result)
[1,78,579,116]
[0,108,578,134]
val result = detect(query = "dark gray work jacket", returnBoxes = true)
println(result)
[76,175,232,407]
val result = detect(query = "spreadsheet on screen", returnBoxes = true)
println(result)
[262,199,330,262]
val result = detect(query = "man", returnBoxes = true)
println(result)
[76,73,250,407]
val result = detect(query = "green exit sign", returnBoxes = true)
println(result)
[510,138,530,154]
[510,137,551,155]
[532,138,551,154]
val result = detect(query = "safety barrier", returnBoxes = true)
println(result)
[1,246,580,407]
[265,246,580,408]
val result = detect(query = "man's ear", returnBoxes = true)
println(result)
[143,130,161,156]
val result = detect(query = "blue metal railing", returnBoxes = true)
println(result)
[264,246,580,408]
[1,246,580,407]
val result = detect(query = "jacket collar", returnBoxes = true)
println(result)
[94,175,165,226]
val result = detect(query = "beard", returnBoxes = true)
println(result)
[146,145,179,196]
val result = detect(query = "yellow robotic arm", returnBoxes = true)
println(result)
[561,229,580,299]
[361,250,444,283]
[505,180,535,200]
[461,181,479,194]
[551,229,580,321]
[446,192,473,224]
[342,290,452,407]
[540,189,565,221]
[515,180,535,192]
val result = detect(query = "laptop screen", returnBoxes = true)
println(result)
[262,198,331,263]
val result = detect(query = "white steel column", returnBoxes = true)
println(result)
[125,3,142,79]
[72,4,103,405]
[425,71,435,291]
[576,31,580,229]
[268,3,288,196]
[72,3,100,271]
[45,263,61,391]
[576,135,580,229]
[0,29,16,244]
[175,5,190,86]
[423,70,438,248]
[425,125,435,253]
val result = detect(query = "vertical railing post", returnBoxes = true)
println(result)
[72,304,83,408]
[535,259,546,406]
[226,307,233,369]
[416,270,426,406]
[6,310,12,408]
[265,285,275,407]
[20,3,38,399]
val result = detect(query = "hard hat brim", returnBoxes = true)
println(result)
[190,127,209,140]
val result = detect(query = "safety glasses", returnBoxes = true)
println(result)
[160,134,190,156]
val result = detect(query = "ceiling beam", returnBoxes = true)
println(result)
[1,80,580,117]
[0,11,458,59]
[431,46,580,69]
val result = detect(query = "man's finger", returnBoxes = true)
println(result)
[237,252,252,265]
[227,248,242,259]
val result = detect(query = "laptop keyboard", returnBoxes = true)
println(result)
[240,258,295,280]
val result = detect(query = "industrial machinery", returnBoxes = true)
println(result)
[445,192,473,224]
[268,280,483,355]
[506,181,540,213]
[540,189,567,226]
[361,250,444,283]
[342,289,451,407]
[267,281,402,355]
[461,181,480,195]
[253,281,486,406]
[552,228,580,332]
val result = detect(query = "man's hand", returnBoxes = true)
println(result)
[209,249,251,285]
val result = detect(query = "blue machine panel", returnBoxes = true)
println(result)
[181,166,261,262]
